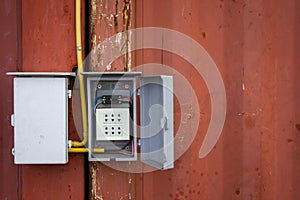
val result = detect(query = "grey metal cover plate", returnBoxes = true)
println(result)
[7,72,76,77]
[140,76,174,170]
[85,74,138,161]
[13,77,68,164]
[81,71,141,77]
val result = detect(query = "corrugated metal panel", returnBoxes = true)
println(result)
[88,0,139,199]
[0,0,21,199]
[1,0,300,199]
[21,0,85,199]
[137,0,300,200]
[92,0,300,199]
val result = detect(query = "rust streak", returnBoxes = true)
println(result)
[90,162,103,200]
[122,0,131,71]
[114,0,119,31]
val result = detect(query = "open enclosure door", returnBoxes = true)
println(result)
[140,76,174,170]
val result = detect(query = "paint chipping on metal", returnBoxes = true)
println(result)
[122,0,131,71]
[89,0,132,72]
[90,162,103,200]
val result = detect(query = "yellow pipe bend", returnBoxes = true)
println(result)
[70,0,105,154]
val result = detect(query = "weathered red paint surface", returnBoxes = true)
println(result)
[88,1,140,199]
[21,0,85,199]
[1,0,300,199]
[0,0,21,199]
[136,0,300,200]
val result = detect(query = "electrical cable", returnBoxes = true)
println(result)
[94,95,103,105]
[94,99,103,114]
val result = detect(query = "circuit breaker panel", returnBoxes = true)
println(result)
[85,72,139,161]
[84,72,174,170]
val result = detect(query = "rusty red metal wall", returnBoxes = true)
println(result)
[135,1,300,200]
[20,0,86,199]
[0,0,21,199]
[136,1,300,199]
[1,0,300,199]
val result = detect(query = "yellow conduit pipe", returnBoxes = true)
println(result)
[70,0,104,153]
[71,0,88,148]
[68,148,105,153]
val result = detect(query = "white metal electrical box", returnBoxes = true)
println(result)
[8,72,70,164]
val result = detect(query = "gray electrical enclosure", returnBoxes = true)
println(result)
[83,72,139,162]
[140,76,174,170]
[8,72,71,164]
[83,72,174,170]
